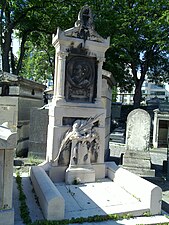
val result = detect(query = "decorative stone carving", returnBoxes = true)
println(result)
[64,6,104,43]
[54,115,100,166]
[0,72,18,82]
[65,55,97,102]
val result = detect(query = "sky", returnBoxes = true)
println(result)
[13,38,20,55]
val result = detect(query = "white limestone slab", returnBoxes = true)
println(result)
[55,178,149,219]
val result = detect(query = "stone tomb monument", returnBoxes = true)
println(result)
[43,6,110,184]
[30,6,161,221]
[123,109,155,176]
[0,72,46,156]
[153,100,169,148]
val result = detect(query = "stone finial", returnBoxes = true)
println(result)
[64,6,104,43]
[75,6,94,30]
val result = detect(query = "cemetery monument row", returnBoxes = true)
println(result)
[43,5,110,184]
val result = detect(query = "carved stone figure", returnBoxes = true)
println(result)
[54,115,100,166]
[71,64,91,88]
[69,119,98,166]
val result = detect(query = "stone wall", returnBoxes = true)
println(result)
[29,108,49,159]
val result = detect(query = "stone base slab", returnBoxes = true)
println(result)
[122,166,155,177]
[65,166,95,184]
[106,162,161,215]
[0,208,14,225]
[122,151,155,177]
[49,165,67,183]
[92,163,106,179]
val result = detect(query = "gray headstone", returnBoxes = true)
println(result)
[126,109,150,152]
[123,109,155,177]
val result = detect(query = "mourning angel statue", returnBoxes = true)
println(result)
[54,115,101,167]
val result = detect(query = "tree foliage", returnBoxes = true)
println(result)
[97,0,169,107]
[1,0,169,107]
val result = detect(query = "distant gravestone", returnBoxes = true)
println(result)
[126,109,150,151]
[123,109,155,177]
[28,107,49,159]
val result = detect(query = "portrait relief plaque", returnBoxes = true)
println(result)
[65,55,97,103]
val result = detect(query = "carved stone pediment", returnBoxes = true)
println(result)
[0,72,18,82]
[64,6,104,43]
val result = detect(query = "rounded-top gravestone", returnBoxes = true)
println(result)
[126,109,151,152]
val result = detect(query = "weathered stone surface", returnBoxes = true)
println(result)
[153,109,169,148]
[123,109,155,176]
[0,126,16,225]
[0,72,46,157]
[47,6,110,186]
[29,108,49,159]
[0,208,14,225]
[126,109,150,152]
[30,166,65,220]
[106,162,162,215]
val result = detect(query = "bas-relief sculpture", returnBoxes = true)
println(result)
[64,6,98,103]
[65,55,97,103]
[54,115,100,167]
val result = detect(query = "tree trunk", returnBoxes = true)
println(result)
[15,33,27,75]
[10,47,16,74]
[2,3,12,73]
[2,30,11,72]
[2,43,10,72]
[133,81,142,109]
[133,71,146,108]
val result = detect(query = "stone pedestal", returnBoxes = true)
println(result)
[65,166,95,184]
[123,151,155,177]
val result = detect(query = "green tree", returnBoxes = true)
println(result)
[97,0,169,108]
[1,0,169,109]
[0,0,80,75]
[20,34,54,83]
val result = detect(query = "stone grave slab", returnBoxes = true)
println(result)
[55,179,149,219]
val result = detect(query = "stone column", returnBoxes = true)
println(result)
[53,51,68,103]
[95,57,105,105]
[0,126,16,225]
